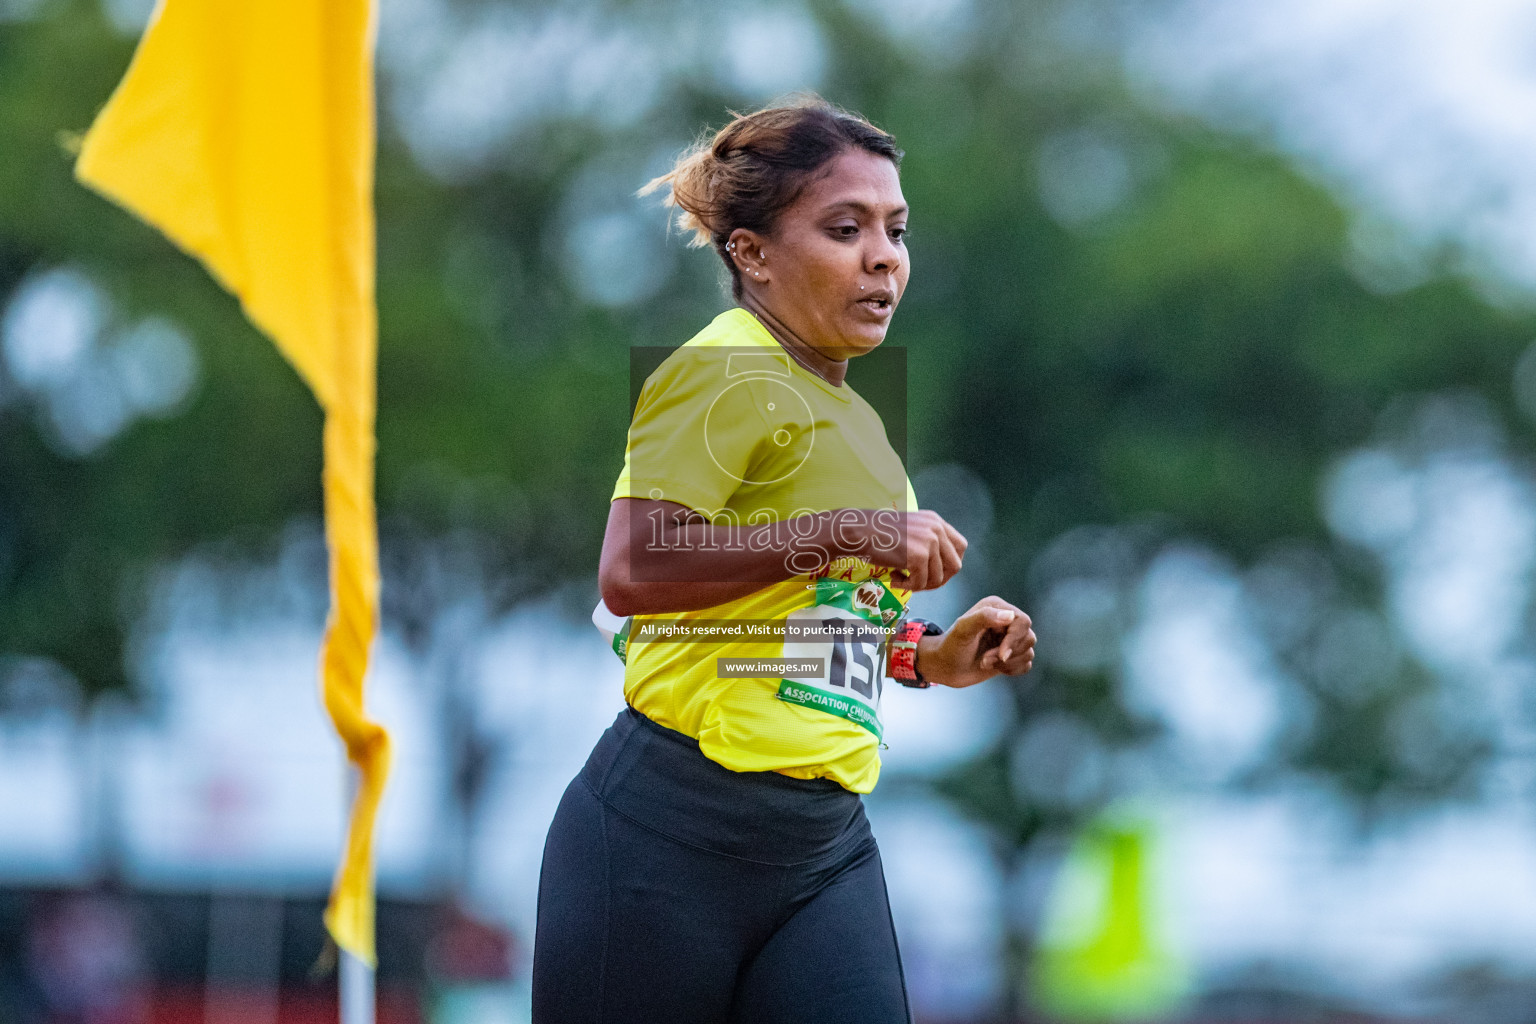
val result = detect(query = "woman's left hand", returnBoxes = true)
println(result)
[916,596,1036,688]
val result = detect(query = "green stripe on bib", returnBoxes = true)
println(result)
[777,678,884,740]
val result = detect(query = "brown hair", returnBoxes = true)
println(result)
[641,95,903,298]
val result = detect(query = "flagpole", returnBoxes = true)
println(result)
[340,761,376,1024]
[340,948,375,1024]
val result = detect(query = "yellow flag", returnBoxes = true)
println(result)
[75,0,390,966]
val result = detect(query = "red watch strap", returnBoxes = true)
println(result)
[888,619,929,687]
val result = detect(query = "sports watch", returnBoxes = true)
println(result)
[888,616,944,688]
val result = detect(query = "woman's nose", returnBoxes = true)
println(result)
[868,237,901,273]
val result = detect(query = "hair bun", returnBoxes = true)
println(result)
[639,95,902,296]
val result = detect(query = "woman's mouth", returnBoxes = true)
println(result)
[856,288,895,315]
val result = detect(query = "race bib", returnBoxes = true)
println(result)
[776,577,904,740]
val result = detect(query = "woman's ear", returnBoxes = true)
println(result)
[726,228,770,285]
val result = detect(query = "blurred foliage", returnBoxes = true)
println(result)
[3,0,1536,959]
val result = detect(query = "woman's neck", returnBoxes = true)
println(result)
[737,296,847,387]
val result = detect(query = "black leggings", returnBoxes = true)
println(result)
[532,706,912,1024]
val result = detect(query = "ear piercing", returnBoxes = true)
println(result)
[725,241,766,277]
[723,241,764,260]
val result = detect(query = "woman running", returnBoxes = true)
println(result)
[532,97,1037,1024]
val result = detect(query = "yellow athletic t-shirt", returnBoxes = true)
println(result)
[611,306,917,793]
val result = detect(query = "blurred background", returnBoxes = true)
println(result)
[7,0,1536,1021]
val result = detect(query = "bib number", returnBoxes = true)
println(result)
[775,578,902,740]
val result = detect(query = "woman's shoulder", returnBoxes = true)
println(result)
[642,308,783,395]
[680,306,775,350]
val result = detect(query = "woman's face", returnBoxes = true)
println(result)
[738,148,910,361]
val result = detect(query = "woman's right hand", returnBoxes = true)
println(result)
[857,509,967,591]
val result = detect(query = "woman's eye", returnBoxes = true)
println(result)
[890,226,907,242]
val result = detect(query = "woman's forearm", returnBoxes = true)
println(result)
[599,499,884,616]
